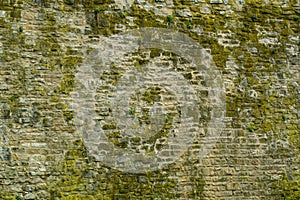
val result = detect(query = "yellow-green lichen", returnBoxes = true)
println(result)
[275,171,300,199]
[47,140,192,199]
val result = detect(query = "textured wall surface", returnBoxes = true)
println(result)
[0,0,299,199]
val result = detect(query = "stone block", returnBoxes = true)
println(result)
[210,0,222,3]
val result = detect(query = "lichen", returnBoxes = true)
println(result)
[48,140,188,199]
[275,171,300,199]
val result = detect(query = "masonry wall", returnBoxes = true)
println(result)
[0,0,299,199]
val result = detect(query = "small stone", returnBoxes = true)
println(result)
[292,82,298,87]
[210,0,222,3]
[24,193,35,200]
[201,5,211,14]
[249,47,258,54]
[0,147,11,161]
[0,11,6,18]
[24,185,34,192]
[63,0,74,4]
[138,176,148,183]
[176,9,192,17]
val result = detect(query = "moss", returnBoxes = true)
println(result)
[107,131,121,138]
[144,112,174,153]
[3,94,21,121]
[282,115,287,121]
[102,123,116,130]
[63,110,73,122]
[0,192,16,200]
[48,140,183,199]
[61,56,82,72]
[141,87,161,104]
[0,0,298,199]
[10,8,21,19]
[128,108,135,115]
[150,49,162,58]
[57,76,75,95]
[45,12,56,22]
[248,125,255,132]
[127,5,166,29]
[275,171,300,199]
[167,15,173,23]
[62,195,95,200]
[186,22,192,29]
[94,7,100,13]
[119,11,125,18]
[49,95,60,103]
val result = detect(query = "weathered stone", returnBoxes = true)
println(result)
[210,0,222,4]
[0,147,11,161]
[63,0,74,5]
[0,0,299,199]
[24,193,35,200]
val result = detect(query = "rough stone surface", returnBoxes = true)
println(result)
[0,0,299,199]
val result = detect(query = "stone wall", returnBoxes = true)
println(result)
[0,0,299,199]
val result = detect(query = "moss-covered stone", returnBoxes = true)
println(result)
[0,0,299,199]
